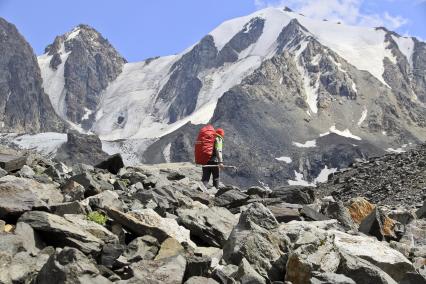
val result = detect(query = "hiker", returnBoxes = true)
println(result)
[194,125,225,188]
[202,128,225,188]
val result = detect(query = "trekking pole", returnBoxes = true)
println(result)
[201,165,238,171]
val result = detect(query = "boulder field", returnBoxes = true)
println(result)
[0,146,425,284]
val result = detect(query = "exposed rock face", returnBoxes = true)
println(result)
[40,24,126,128]
[55,130,109,166]
[0,17,66,133]
[0,176,63,220]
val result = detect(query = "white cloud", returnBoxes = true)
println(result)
[254,0,409,30]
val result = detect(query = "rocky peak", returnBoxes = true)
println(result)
[39,24,126,129]
[0,17,66,133]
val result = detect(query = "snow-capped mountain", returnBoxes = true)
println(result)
[38,24,126,130]
[34,7,426,186]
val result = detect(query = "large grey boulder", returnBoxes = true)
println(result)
[0,176,63,218]
[125,255,187,284]
[321,200,357,230]
[18,211,103,254]
[123,235,159,262]
[279,221,415,283]
[177,206,237,247]
[336,252,398,284]
[63,214,118,244]
[214,189,249,209]
[56,131,110,168]
[95,154,125,175]
[271,186,315,204]
[184,277,219,284]
[359,208,397,241]
[105,207,195,246]
[399,219,426,257]
[223,203,285,281]
[69,171,113,197]
[36,247,111,284]
[234,258,266,284]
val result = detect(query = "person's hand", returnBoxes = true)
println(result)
[219,163,224,170]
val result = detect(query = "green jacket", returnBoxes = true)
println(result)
[212,135,223,163]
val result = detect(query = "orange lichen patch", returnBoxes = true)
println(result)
[347,197,375,224]
[382,216,397,237]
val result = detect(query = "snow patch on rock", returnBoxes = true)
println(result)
[275,156,292,163]
[292,140,317,148]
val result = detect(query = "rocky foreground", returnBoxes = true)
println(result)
[0,147,425,284]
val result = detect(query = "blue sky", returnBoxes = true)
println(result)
[0,0,425,62]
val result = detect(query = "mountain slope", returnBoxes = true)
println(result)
[0,18,66,133]
[37,7,426,186]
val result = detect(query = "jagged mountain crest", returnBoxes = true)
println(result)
[38,24,126,130]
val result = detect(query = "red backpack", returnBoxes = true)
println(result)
[194,125,216,165]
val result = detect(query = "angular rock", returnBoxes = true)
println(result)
[14,221,44,254]
[83,190,123,211]
[400,272,426,284]
[285,233,340,284]
[184,255,212,280]
[18,165,35,178]
[234,258,266,284]
[127,255,187,284]
[337,252,398,284]
[123,235,159,262]
[310,272,356,284]
[105,207,195,246]
[155,237,184,260]
[61,180,85,202]
[177,206,237,247]
[214,189,249,209]
[246,186,272,198]
[271,186,315,204]
[267,203,302,223]
[95,154,125,175]
[185,277,220,284]
[50,201,91,216]
[223,204,285,281]
[70,172,113,197]
[63,214,118,244]
[0,176,63,219]
[300,206,329,221]
[399,219,426,256]
[359,208,397,241]
[322,200,357,230]
[333,230,414,282]
[279,221,414,283]
[101,243,125,269]
[8,251,49,283]
[238,203,279,230]
[36,247,110,284]
[18,211,103,254]
[417,201,426,219]
[347,197,376,225]
[167,171,186,181]
[212,264,239,284]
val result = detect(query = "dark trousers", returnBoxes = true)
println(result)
[201,161,220,188]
